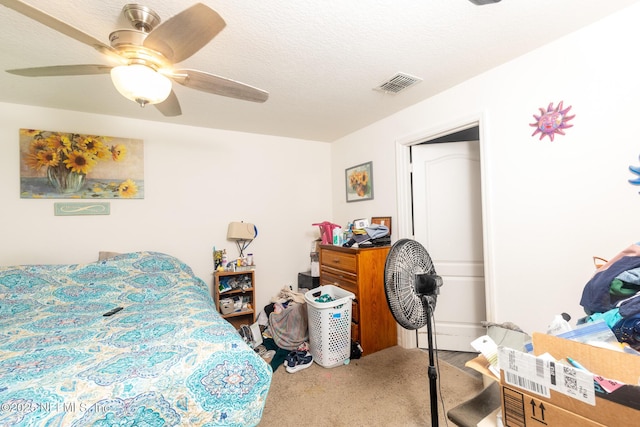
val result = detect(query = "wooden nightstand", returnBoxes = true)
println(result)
[213,270,255,329]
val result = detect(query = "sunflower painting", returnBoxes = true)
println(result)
[345,161,373,202]
[19,129,144,199]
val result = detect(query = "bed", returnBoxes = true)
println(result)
[0,251,272,427]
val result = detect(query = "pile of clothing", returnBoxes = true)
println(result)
[580,242,640,349]
[254,286,313,372]
[342,223,390,247]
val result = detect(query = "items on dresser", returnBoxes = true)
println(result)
[319,244,397,355]
[312,221,341,245]
[342,223,390,247]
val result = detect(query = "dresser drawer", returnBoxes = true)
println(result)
[351,300,359,324]
[351,322,360,343]
[321,249,357,273]
[351,301,360,343]
[320,269,358,297]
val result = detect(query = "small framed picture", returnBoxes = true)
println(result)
[345,161,373,202]
[371,216,392,236]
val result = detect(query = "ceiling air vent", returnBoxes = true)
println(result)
[374,72,422,94]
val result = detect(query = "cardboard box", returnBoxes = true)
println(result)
[465,355,606,426]
[465,354,498,380]
[501,384,605,427]
[497,333,640,426]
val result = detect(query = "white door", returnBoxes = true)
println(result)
[412,140,485,352]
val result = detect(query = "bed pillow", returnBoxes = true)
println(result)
[98,251,122,261]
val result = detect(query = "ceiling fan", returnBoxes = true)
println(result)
[468,0,502,5]
[1,1,269,117]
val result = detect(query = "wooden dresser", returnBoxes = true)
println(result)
[319,244,397,355]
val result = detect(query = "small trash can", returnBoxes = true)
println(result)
[305,285,355,368]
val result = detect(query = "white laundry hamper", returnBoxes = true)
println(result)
[304,285,355,368]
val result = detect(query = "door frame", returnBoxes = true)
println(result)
[394,113,496,348]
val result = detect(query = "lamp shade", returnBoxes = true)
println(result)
[227,222,256,240]
[110,64,172,106]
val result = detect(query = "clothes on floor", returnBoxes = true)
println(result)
[263,337,291,371]
[267,300,308,350]
[257,286,310,371]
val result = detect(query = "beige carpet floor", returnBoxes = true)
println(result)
[259,346,483,426]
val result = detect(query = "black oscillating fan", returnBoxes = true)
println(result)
[384,239,443,426]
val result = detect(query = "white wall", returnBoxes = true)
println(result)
[331,3,640,335]
[4,4,640,339]
[0,103,332,312]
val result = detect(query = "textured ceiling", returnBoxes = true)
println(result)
[0,0,637,142]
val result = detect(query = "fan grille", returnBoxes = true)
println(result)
[384,239,437,330]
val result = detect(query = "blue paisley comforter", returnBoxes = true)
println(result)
[0,251,272,427]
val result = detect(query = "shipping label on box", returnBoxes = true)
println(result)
[498,346,596,405]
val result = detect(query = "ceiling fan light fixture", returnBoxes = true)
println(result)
[110,64,171,107]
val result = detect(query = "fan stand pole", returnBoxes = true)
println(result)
[425,301,438,427]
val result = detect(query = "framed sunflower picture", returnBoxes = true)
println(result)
[19,128,144,199]
[345,161,373,202]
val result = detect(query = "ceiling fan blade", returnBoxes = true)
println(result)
[171,69,269,103]
[0,0,118,56]
[7,64,112,77]
[143,3,226,64]
[154,90,182,117]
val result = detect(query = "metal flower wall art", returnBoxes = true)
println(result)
[628,157,640,191]
[529,101,575,141]
[20,129,144,199]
